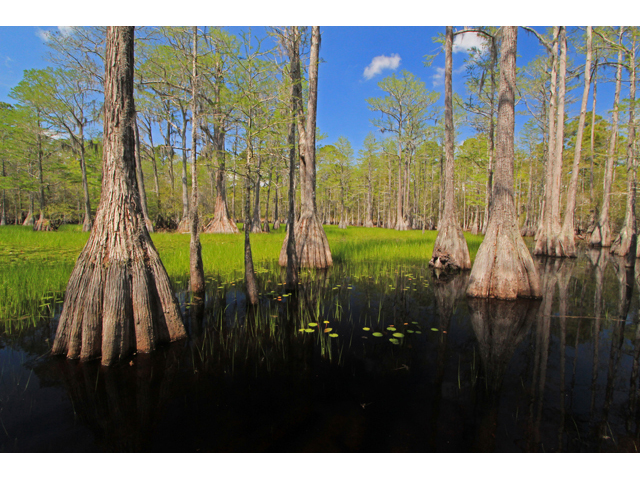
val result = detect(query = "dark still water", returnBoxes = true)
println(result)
[1,248,640,452]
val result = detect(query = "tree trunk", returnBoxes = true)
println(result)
[52,27,186,366]
[189,26,205,296]
[467,26,542,300]
[612,30,637,262]
[283,28,299,288]
[534,27,566,256]
[79,122,93,232]
[134,116,153,232]
[430,26,471,271]
[263,169,271,232]
[590,30,623,248]
[559,26,593,257]
[1,158,6,226]
[279,26,332,269]
[176,108,190,232]
[590,60,598,206]
[273,171,280,230]
[34,119,52,231]
[364,154,374,227]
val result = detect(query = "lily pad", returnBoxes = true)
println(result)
[308,323,318,327]
[304,328,314,333]
[386,327,396,331]
[372,332,383,337]
[329,333,339,338]
[363,327,370,331]
[431,328,439,332]
[415,331,422,334]
[393,332,404,338]
[324,328,333,333]
[389,338,400,345]
[407,330,414,334]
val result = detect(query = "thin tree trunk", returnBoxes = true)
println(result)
[590,29,623,248]
[134,116,153,232]
[590,60,598,206]
[34,118,51,231]
[263,169,271,232]
[430,26,471,271]
[559,26,593,257]
[189,26,205,295]
[467,26,542,299]
[79,122,93,232]
[177,108,190,232]
[534,26,566,256]
[612,30,637,262]
[284,29,299,288]
[52,26,186,365]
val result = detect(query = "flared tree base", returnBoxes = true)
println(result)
[467,218,542,300]
[52,211,187,366]
[34,217,52,231]
[589,222,611,248]
[429,220,471,271]
[279,211,333,269]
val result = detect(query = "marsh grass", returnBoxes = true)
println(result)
[0,224,483,326]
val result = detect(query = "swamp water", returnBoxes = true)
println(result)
[1,248,640,452]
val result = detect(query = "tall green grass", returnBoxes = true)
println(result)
[0,224,483,322]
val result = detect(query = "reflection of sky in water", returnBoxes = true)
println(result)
[1,250,640,452]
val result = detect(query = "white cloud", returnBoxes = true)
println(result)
[432,66,445,86]
[58,26,74,36]
[452,32,487,54]
[363,53,401,80]
[35,28,51,42]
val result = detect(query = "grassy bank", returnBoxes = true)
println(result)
[0,224,483,322]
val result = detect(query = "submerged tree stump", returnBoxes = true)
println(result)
[52,27,186,366]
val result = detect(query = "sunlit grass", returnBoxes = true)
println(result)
[0,224,483,322]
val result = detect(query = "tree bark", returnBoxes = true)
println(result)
[467,26,542,300]
[176,107,190,232]
[279,26,332,269]
[34,116,52,231]
[534,27,566,256]
[189,26,205,296]
[590,29,623,248]
[430,26,471,271]
[612,30,637,262]
[52,27,186,365]
[134,116,153,232]
[559,26,593,257]
[79,122,93,232]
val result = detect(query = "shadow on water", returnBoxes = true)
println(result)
[2,249,640,452]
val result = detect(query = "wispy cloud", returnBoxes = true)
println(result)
[452,32,487,54]
[58,26,74,36]
[35,28,51,42]
[432,66,444,86]
[4,56,13,68]
[363,54,401,80]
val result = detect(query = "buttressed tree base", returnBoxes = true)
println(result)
[52,27,186,366]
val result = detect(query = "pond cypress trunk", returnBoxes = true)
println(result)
[279,26,332,269]
[590,29,623,248]
[430,26,471,272]
[467,26,542,300]
[52,27,186,365]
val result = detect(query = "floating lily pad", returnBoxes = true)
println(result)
[304,328,315,333]
[386,327,396,331]
[372,332,383,337]
[393,332,404,338]
[415,331,422,334]
[363,327,370,331]
[407,330,414,334]
[324,328,333,333]
[389,338,400,345]
[329,333,339,338]
[412,322,419,325]
[431,328,439,332]
[308,323,318,327]
[299,328,305,332]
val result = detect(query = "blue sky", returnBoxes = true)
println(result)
[0,20,626,156]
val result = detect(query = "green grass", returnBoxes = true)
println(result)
[0,224,483,322]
